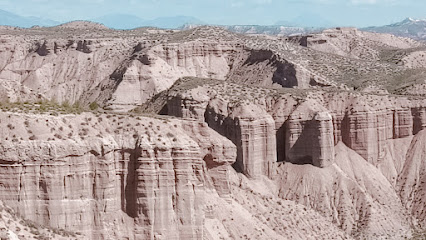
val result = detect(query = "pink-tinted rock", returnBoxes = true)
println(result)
[285,100,335,167]
[205,102,276,178]
[179,120,237,198]
[0,112,237,239]
[312,112,335,167]
[412,107,426,134]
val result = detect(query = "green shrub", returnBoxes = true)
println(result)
[89,102,99,110]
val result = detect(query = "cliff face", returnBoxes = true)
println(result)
[165,79,426,175]
[0,112,236,239]
[106,41,243,111]
[0,33,244,110]
[205,102,276,178]
[285,100,335,167]
[0,109,359,239]
[158,78,426,238]
[226,49,333,88]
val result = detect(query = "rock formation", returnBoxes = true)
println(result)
[205,102,276,178]
[285,100,335,167]
[0,24,426,240]
[0,111,237,239]
[147,77,426,238]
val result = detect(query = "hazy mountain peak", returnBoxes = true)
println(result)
[0,8,59,28]
[362,17,426,40]
[398,17,423,25]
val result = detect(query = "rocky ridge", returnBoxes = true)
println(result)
[1,25,425,112]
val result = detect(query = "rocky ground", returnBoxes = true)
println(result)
[0,22,425,239]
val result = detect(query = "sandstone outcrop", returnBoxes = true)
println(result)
[207,102,276,178]
[147,77,426,238]
[298,27,419,60]
[177,120,237,198]
[285,100,335,167]
[0,111,237,239]
[226,49,332,88]
[106,41,243,111]
[161,78,426,172]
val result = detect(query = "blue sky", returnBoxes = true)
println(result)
[0,0,424,27]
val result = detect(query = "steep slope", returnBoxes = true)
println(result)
[0,200,79,240]
[204,169,352,240]
[275,143,412,239]
[397,129,426,229]
[0,25,336,111]
[301,27,418,60]
[0,36,133,103]
[2,23,426,240]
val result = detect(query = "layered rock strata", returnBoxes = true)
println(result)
[205,102,276,178]
[178,120,236,198]
[312,112,335,167]
[0,111,236,239]
[285,100,335,167]
[162,79,426,176]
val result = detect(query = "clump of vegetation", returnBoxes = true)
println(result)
[0,99,103,115]
[89,102,99,110]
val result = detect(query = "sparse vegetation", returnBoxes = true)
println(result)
[89,102,99,110]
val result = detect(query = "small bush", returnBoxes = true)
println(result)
[89,102,99,111]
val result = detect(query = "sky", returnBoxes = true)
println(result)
[0,0,425,27]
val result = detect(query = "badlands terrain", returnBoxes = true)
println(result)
[0,21,425,239]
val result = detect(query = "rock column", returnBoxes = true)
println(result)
[312,112,335,167]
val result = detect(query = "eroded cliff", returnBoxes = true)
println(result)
[0,111,237,239]
[149,77,426,238]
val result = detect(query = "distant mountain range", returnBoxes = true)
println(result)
[1,9,426,41]
[362,18,426,41]
[0,9,204,29]
[0,9,59,27]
